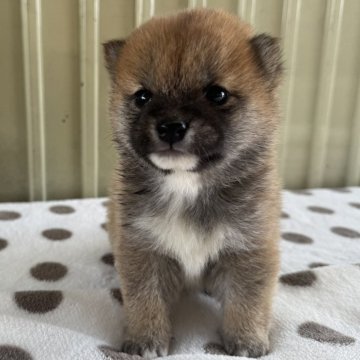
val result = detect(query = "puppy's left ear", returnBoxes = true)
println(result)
[250,34,283,89]
[103,39,126,80]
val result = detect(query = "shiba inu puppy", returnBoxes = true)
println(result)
[104,8,282,358]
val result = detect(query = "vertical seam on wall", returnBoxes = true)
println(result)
[79,0,87,197]
[93,0,99,196]
[188,0,197,8]
[238,0,246,18]
[279,0,301,176]
[150,0,155,17]
[35,0,47,200]
[80,0,99,197]
[136,0,155,25]
[237,0,257,25]
[249,0,256,25]
[346,74,360,185]
[307,0,344,188]
[21,0,34,201]
[188,0,207,9]
[21,0,47,201]
[135,0,143,27]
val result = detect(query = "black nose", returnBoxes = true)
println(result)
[156,121,188,144]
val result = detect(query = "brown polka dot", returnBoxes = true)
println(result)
[280,270,317,286]
[30,262,68,281]
[14,290,63,313]
[331,227,360,239]
[0,345,33,360]
[307,206,334,214]
[298,322,355,345]
[49,205,75,214]
[42,228,72,241]
[308,262,329,269]
[204,342,228,355]
[0,238,8,251]
[289,190,312,196]
[349,202,360,209]
[282,232,313,244]
[101,223,108,231]
[98,345,142,360]
[330,188,351,193]
[102,253,114,266]
[0,210,21,221]
[281,211,289,219]
[111,288,123,304]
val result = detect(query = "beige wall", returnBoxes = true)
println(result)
[1,0,360,202]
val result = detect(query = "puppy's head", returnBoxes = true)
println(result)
[104,9,282,172]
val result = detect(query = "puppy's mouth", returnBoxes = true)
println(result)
[149,148,198,171]
[155,149,185,156]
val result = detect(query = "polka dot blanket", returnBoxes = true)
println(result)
[0,188,359,360]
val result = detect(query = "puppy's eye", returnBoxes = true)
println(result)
[205,85,229,105]
[134,89,152,108]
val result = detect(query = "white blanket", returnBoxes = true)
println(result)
[0,188,359,359]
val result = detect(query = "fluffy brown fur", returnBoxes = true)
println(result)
[104,8,282,358]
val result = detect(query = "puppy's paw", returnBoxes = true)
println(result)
[121,339,168,358]
[221,333,269,358]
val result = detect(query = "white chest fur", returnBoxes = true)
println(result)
[134,171,225,279]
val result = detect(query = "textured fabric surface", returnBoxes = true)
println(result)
[0,188,359,359]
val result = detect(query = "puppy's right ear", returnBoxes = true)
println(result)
[103,39,125,80]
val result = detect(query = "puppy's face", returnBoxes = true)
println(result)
[104,9,282,172]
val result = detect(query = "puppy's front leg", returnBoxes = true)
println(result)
[207,246,279,358]
[116,243,183,358]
